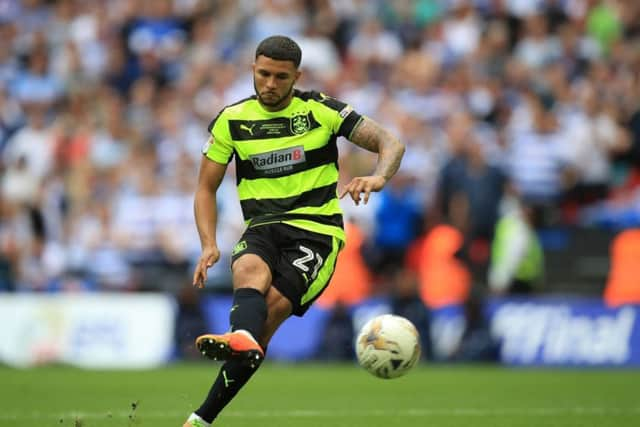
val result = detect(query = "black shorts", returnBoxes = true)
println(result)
[231,223,343,316]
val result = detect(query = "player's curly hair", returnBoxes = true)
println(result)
[255,35,302,68]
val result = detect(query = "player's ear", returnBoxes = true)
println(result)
[294,69,301,82]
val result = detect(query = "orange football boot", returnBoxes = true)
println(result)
[196,330,264,368]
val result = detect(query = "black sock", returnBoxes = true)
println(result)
[195,359,259,423]
[194,289,267,423]
[229,288,267,341]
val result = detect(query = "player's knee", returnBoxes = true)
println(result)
[232,254,271,289]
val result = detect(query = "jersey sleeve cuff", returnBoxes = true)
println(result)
[338,113,363,139]
[204,151,233,165]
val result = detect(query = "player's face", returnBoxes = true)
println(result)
[253,55,300,111]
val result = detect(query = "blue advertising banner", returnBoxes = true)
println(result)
[488,298,640,366]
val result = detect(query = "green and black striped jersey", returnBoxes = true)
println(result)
[204,89,363,242]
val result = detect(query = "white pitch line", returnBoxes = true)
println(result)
[1,407,639,421]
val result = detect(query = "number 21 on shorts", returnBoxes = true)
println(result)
[292,245,323,282]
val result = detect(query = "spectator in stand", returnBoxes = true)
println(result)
[506,89,577,215]
[297,18,341,85]
[347,16,403,82]
[585,0,624,55]
[14,206,69,292]
[416,220,471,310]
[513,13,562,70]
[361,169,423,281]
[10,41,64,107]
[246,0,306,44]
[111,150,169,291]
[441,1,481,61]
[563,81,631,204]
[1,101,57,195]
[488,196,544,295]
[438,110,506,242]
[66,198,133,291]
[396,112,447,210]
[126,0,187,83]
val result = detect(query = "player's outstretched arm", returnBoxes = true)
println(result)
[193,142,228,288]
[339,117,405,205]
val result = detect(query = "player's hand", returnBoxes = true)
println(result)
[192,245,220,288]
[339,175,387,206]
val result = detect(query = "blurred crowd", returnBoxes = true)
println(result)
[1,0,640,308]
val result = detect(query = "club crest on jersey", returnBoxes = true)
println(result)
[290,113,310,135]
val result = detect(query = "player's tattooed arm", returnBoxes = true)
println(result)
[348,117,405,182]
[339,117,405,205]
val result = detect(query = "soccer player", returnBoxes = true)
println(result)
[184,35,405,427]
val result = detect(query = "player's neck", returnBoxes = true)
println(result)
[259,93,294,112]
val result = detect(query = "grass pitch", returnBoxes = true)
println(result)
[1,362,638,427]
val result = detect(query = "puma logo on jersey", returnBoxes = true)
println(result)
[240,123,256,135]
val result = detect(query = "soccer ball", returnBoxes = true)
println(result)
[355,314,421,379]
